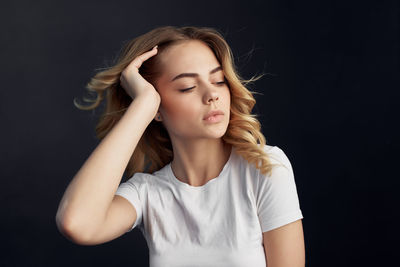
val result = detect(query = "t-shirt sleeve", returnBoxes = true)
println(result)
[256,146,304,233]
[115,174,144,232]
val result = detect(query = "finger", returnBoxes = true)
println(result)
[130,46,158,69]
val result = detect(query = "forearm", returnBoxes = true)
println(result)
[56,94,158,237]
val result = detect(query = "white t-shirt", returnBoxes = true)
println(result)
[115,144,304,267]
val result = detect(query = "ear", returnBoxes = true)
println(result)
[154,112,162,122]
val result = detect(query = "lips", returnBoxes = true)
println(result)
[203,110,224,120]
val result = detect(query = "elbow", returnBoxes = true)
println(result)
[55,211,93,245]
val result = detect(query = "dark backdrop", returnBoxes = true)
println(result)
[0,0,398,266]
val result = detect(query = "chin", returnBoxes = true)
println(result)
[206,125,229,138]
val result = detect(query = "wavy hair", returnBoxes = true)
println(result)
[74,25,282,178]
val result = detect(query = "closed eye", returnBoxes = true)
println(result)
[179,81,226,93]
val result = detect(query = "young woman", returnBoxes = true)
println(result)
[56,25,305,267]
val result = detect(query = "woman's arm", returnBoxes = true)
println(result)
[263,219,305,267]
[55,93,159,243]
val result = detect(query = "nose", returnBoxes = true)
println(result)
[205,91,219,104]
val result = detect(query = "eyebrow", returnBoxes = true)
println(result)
[170,66,223,82]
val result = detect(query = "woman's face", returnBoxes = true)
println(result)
[154,40,231,141]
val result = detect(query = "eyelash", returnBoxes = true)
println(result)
[179,81,226,92]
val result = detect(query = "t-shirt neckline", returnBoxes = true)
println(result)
[167,145,234,191]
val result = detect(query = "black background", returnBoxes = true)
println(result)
[0,0,398,266]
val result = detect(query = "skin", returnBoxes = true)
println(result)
[263,220,306,267]
[153,40,232,187]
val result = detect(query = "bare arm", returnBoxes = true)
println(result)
[263,219,305,267]
[55,45,160,244]
[56,95,158,242]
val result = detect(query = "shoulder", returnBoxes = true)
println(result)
[261,144,292,171]
[256,145,298,190]
[120,172,151,190]
[231,144,286,184]
[238,144,295,189]
[232,144,282,174]
[122,164,172,189]
[262,144,287,158]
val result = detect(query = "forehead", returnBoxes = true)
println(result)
[159,40,221,78]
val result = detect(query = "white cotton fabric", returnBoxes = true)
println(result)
[115,144,304,267]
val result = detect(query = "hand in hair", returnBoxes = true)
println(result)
[120,45,160,101]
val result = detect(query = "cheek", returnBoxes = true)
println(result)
[162,95,199,121]
[225,89,231,105]
[221,88,231,111]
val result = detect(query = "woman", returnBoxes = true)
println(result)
[56,25,305,267]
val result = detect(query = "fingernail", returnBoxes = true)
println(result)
[154,45,158,49]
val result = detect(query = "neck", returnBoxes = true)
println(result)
[170,140,232,187]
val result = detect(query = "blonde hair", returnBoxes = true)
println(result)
[74,25,282,178]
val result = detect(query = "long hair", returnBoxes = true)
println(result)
[74,25,282,178]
